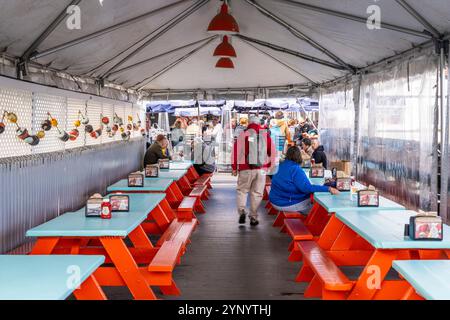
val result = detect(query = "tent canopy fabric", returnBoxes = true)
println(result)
[1,0,449,92]
[146,99,225,113]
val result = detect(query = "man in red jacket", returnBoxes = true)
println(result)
[232,116,275,226]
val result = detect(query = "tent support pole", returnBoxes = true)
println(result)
[395,0,441,39]
[245,0,355,73]
[30,0,190,60]
[21,0,83,61]
[281,0,431,39]
[101,0,209,78]
[236,35,346,71]
[439,45,449,222]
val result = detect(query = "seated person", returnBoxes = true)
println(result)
[269,146,339,214]
[191,137,216,176]
[143,134,171,167]
[311,138,328,169]
[300,137,314,159]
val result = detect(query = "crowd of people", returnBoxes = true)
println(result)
[143,111,336,227]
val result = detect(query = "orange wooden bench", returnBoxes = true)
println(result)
[148,240,184,296]
[283,218,314,262]
[296,241,353,300]
[273,211,304,227]
[194,175,212,189]
[156,219,198,253]
[189,185,209,201]
[177,196,205,219]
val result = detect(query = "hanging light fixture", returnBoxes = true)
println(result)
[213,36,237,58]
[215,57,234,69]
[207,1,240,34]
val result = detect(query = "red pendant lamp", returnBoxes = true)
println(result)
[213,36,237,58]
[215,57,234,69]
[207,2,240,34]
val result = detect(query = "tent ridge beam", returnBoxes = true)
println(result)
[102,0,209,79]
[245,0,356,73]
[21,0,83,61]
[236,34,347,71]
[30,0,190,60]
[109,36,217,77]
[395,0,441,39]
[281,0,432,39]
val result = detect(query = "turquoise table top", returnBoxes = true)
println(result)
[166,161,193,170]
[314,192,405,213]
[107,178,173,192]
[0,255,104,300]
[309,177,325,185]
[393,260,450,300]
[26,193,165,238]
[142,169,187,181]
[335,210,450,249]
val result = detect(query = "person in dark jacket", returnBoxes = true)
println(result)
[269,146,339,214]
[311,138,328,169]
[143,134,171,167]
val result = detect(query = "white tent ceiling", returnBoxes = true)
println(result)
[0,0,449,92]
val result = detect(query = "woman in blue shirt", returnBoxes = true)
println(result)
[269,146,339,214]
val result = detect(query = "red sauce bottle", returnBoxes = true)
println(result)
[101,198,112,219]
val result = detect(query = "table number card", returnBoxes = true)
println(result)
[357,189,379,207]
[128,173,144,187]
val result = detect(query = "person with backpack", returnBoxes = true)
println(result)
[232,116,275,226]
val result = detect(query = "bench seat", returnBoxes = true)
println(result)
[194,175,212,189]
[273,211,304,228]
[284,219,313,241]
[148,240,183,272]
[156,219,198,248]
[189,185,209,201]
[297,241,353,300]
[177,196,204,218]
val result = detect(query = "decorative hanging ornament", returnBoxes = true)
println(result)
[127,124,133,131]
[112,124,119,132]
[41,119,52,131]
[36,130,46,139]
[6,112,18,124]
[69,129,79,141]
[24,135,40,146]
[79,110,89,125]
[74,119,81,128]
[85,124,94,133]
[113,113,123,126]
[101,114,110,125]
[140,128,146,137]
[0,111,6,134]
[57,128,70,142]
[16,127,29,140]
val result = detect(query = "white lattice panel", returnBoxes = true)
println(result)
[85,100,102,146]
[113,104,125,142]
[31,93,67,154]
[66,98,87,149]
[0,88,33,158]
[101,102,115,144]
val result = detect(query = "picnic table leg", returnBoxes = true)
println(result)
[317,215,345,250]
[167,182,184,208]
[401,286,424,300]
[160,280,181,296]
[347,249,398,300]
[100,237,157,300]
[148,205,171,231]
[158,198,177,221]
[177,176,192,196]
[330,225,358,251]
[187,166,198,183]
[73,275,107,300]
[129,225,154,249]
[30,237,60,254]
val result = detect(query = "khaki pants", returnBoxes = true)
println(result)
[236,169,266,218]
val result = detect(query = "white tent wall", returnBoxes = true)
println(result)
[319,48,439,213]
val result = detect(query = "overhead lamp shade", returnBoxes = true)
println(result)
[213,36,237,58]
[207,3,240,34]
[215,57,234,69]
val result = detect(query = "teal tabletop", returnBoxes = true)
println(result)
[0,255,104,300]
[107,178,173,192]
[393,260,450,300]
[143,169,187,181]
[335,210,450,249]
[310,177,325,185]
[26,193,165,238]
[166,161,193,170]
[314,192,405,213]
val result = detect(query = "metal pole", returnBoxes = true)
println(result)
[281,0,431,39]
[108,36,216,77]
[236,35,346,71]
[30,0,189,60]
[102,0,209,78]
[245,0,355,73]
[395,0,441,39]
[440,48,449,222]
[22,0,83,61]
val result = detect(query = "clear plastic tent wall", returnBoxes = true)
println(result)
[357,50,438,211]
[319,83,355,164]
